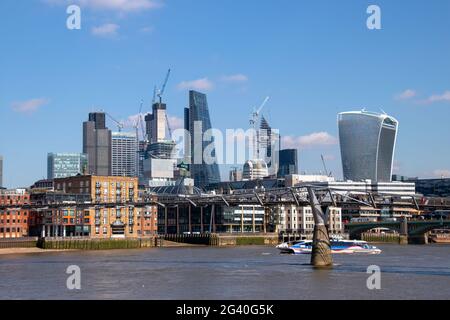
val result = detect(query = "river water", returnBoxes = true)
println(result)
[0,244,449,300]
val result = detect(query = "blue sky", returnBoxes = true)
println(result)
[1,0,450,187]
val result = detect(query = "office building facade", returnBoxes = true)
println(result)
[83,112,112,176]
[278,149,298,178]
[112,132,138,177]
[47,153,88,179]
[184,90,221,187]
[338,110,398,182]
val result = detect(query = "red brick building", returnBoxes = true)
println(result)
[0,189,30,238]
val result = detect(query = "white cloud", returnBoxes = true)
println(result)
[433,169,450,178]
[177,78,214,91]
[395,89,416,101]
[425,91,450,104]
[11,98,50,114]
[221,74,249,83]
[91,23,120,37]
[167,115,184,131]
[44,0,162,12]
[140,26,154,33]
[282,132,338,149]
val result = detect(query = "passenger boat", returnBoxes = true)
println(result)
[429,229,450,244]
[276,239,382,255]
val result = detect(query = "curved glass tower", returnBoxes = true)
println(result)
[338,110,398,182]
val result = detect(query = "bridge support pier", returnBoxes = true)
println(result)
[307,187,333,268]
[311,224,333,267]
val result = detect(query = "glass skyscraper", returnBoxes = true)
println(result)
[338,110,398,182]
[47,153,88,179]
[278,149,299,178]
[184,90,221,188]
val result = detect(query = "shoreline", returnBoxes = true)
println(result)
[0,248,77,256]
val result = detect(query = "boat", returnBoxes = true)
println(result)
[429,229,450,244]
[276,239,382,255]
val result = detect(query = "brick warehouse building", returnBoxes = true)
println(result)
[0,189,30,238]
[52,175,158,238]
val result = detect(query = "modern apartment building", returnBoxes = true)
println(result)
[53,175,157,238]
[275,205,342,235]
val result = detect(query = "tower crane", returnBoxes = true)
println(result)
[154,69,174,140]
[106,112,124,132]
[249,96,270,159]
[321,154,332,177]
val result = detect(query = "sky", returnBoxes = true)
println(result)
[1,0,450,188]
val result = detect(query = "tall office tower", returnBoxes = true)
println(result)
[338,110,398,182]
[83,112,112,176]
[259,116,280,175]
[47,153,88,179]
[145,103,167,144]
[184,90,221,187]
[0,155,3,188]
[278,149,299,178]
[111,132,138,177]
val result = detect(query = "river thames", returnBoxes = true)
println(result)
[0,244,449,300]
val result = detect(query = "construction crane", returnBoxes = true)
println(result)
[249,96,270,159]
[106,112,124,132]
[321,154,332,177]
[157,69,171,104]
[134,99,147,142]
[154,69,174,140]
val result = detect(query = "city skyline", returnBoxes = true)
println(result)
[2,0,450,187]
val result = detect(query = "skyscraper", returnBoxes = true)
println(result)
[83,112,112,176]
[278,149,299,178]
[259,116,280,176]
[184,90,221,187]
[338,110,398,182]
[112,132,138,177]
[47,153,88,179]
[0,156,3,188]
[145,102,167,144]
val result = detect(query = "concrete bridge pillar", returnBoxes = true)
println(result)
[307,187,333,268]
[401,217,408,236]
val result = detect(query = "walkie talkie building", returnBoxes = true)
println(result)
[338,110,398,182]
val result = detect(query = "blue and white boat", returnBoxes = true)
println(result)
[276,239,382,255]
